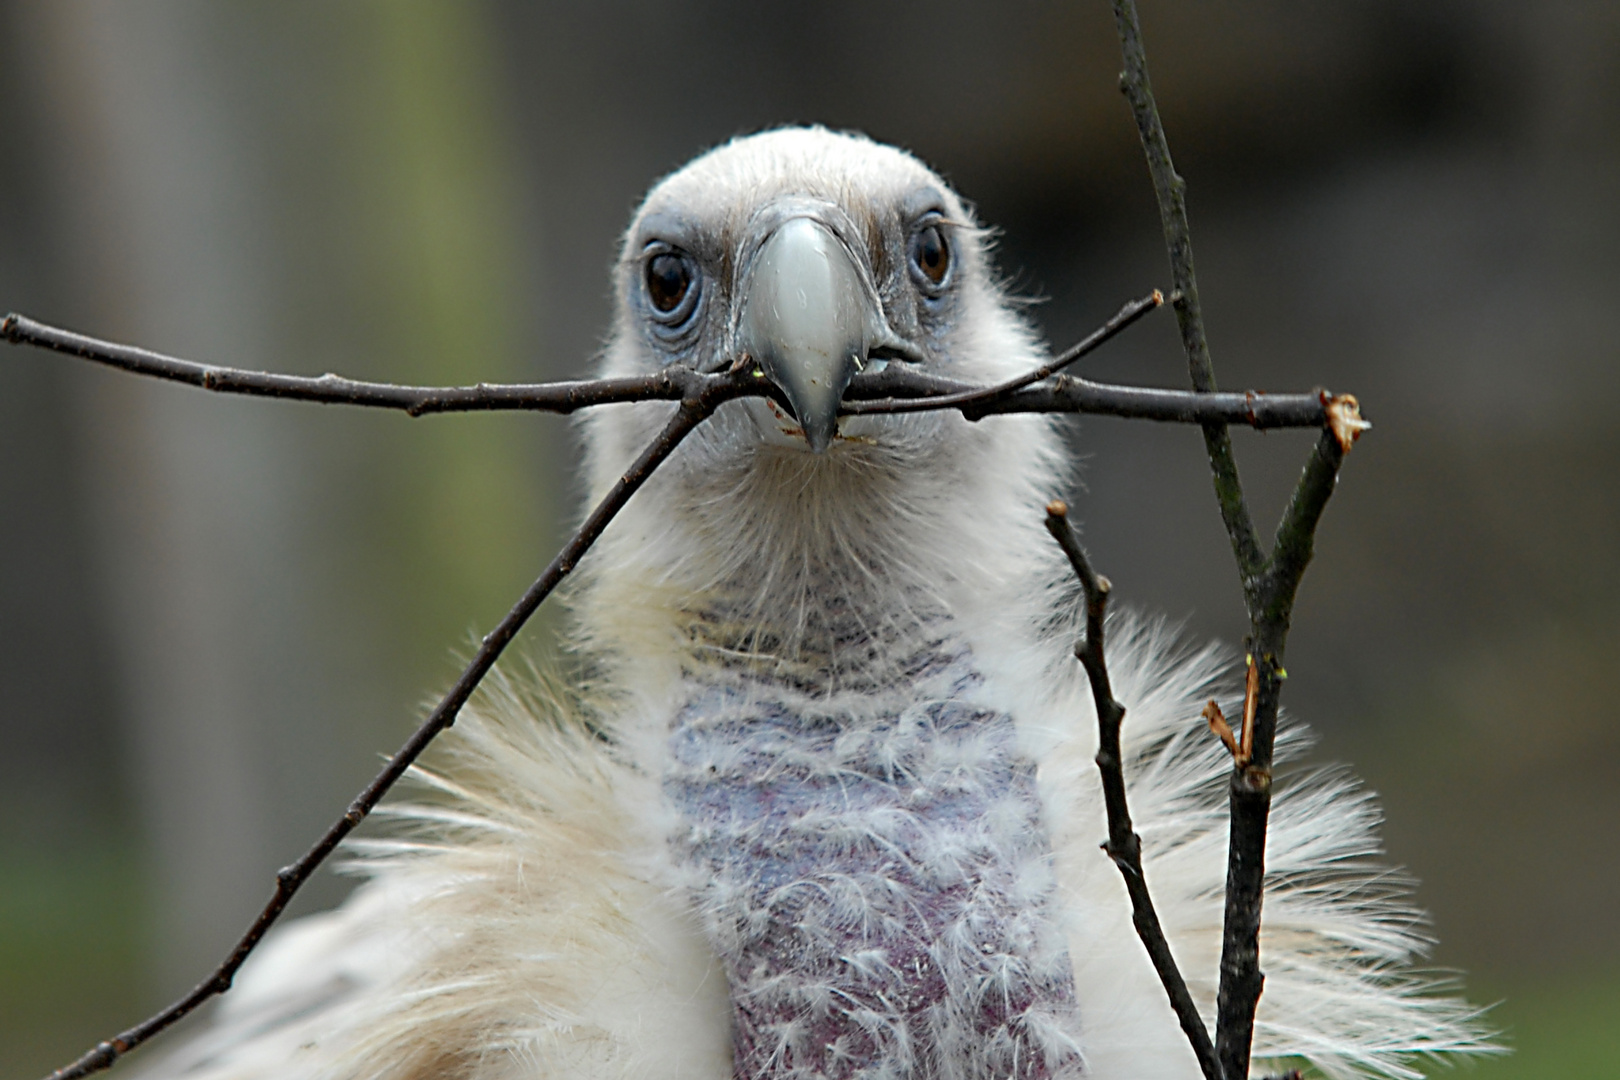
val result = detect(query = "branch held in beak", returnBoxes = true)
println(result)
[736,216,894,452]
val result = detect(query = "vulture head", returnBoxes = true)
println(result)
[613,127,998,449]
[580,127,1062,686]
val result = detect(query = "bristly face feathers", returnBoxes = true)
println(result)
[578,128,1069,696]
[133,127,1497,1080]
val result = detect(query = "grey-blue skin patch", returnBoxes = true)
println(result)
[666,652,1082,1080]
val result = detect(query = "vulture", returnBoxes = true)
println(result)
[135,127,1492,1080]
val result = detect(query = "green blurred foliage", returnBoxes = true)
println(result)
[0,845,145,1079]
[349,3,552,662]
[1460,975,1620,1079]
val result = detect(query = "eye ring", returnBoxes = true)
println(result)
[642,247,701,327]
[908,221,952,292]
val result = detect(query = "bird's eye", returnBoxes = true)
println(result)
[646,252,695,314]
[909,223,951,289]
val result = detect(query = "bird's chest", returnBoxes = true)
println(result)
[663,655,1083,1080]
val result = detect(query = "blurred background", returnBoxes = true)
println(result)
[0,1,1615,1076]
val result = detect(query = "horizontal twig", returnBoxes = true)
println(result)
[0,312,725,416]
[3,310,1334,430]
[924,378,1329,427]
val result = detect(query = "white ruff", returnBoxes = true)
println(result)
[133,129,1495,1080]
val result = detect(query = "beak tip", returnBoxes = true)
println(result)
[739,214,877,455]
[804,423,836,454]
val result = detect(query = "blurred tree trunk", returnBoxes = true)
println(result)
[16,0,548,1002]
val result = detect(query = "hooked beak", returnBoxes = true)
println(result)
[735,215,894,453]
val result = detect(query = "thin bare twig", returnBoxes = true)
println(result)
[841,289,1161,414]
[1214,429,1347,1077]
[1045,501,1221,1080]
[907,377,1331,427]
[1203,700,1241,762]
[1108,5,1362,1077]
[0,312,745,416]
[1109,1,1262,580]
[3,310,1336,431]
[40,381,745,1080]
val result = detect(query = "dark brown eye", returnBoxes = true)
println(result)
[910,223,950,287]
[646,252,694,314]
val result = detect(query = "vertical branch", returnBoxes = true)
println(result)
[1108,7,1365,1079]
[1215,430,1345,1073]
[1109,0,1262,581]
[1045,502,1222,1080]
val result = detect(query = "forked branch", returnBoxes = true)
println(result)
[1108,3,1365,1077]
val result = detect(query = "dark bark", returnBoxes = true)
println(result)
[38,386,735,1080]
[1106,5,1362,1078]
[5,309,1335,431]
[1045,502,1223,1080]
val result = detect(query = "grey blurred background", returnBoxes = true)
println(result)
[1,2,1615,1076]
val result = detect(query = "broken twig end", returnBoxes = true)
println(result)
[1322,391,1372,453]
